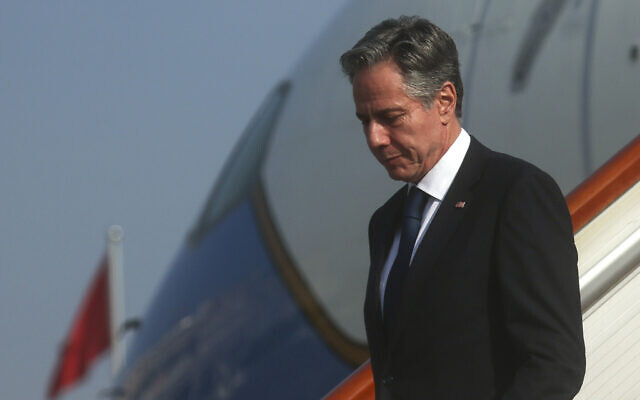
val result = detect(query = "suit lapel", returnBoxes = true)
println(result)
[365,186,406,352]
[371,187,406,276]
[409,183,472,275]
[388,137,490,348]
[410,136,489,275]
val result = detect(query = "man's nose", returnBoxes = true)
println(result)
[366,122,390,148]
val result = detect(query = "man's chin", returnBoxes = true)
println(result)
[385,166,424,183]
[385,168,411,183]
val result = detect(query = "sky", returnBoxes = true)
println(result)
[0,1,349,399]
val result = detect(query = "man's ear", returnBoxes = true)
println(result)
[437,82,457,124]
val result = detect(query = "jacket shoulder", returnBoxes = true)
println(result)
[479,142,558,191]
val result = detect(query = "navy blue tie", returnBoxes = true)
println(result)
[384,186,429,334]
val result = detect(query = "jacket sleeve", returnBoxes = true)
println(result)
[497,169,586,399]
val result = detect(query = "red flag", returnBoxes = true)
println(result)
[47,255,111,399]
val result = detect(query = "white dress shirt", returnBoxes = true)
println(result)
[379,128,471,311]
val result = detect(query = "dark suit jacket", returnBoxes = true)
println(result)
[364,137,585,399]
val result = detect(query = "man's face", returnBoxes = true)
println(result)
[352,61,447,183]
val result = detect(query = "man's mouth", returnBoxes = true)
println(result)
[383,154,401,163]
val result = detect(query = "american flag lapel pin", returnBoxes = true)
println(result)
[455,201,466,209]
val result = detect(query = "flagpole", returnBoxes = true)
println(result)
[106,225,126,377]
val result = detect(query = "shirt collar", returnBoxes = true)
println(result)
[410,128,471,201]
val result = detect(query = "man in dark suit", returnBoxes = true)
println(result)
[340,16,585,399]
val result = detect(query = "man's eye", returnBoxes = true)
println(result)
[383,114,402,124]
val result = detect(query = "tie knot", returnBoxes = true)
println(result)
[404,187,428,220]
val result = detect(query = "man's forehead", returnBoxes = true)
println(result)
[353,64,407,98]
[352,69,416,117]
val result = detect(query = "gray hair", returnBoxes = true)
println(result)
[340,16,463,118]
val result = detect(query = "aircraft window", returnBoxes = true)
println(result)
[190,82,290,242]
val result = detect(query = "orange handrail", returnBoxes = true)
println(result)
[566,134,640,232]
[322,361,374,400]
[323,134,640,400]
